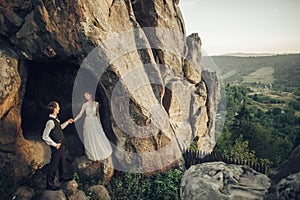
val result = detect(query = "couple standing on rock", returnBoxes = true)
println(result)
[42,91,112,190]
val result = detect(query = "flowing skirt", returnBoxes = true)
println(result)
[83,116,112,161]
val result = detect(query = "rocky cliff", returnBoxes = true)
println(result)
[0,0,220,179]
[180,145,300,200]
[180,162,271,200]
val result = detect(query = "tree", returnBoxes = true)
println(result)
[214,127,256,162]
[231,105,256,141]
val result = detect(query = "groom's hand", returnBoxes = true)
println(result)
[55,143,61,149]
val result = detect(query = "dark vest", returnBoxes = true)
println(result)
[49,117,65,144]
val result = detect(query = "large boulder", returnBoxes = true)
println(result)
[40,190,66,200]
[270,144,300,183]
[276,172,300,200]
[72,155,114,185]
[180,162,271,200]
[88,185,111,200]
[13,186,34,200]
[0,44,20,148]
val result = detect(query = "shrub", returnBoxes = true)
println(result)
[107,168,184,199]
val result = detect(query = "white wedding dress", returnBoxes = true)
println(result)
[74,101,112,161]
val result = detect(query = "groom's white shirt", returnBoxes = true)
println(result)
[42,114,69,147]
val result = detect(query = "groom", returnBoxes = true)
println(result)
[42,101,74,190]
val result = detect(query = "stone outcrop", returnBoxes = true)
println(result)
[72,155,114,185]
[13,186,34,200]
[40,189,67,200]
[264,145,300,199]
[276,172,300,200]
[0,0,221,181]
[180,162,271,200]
[40,181,111,200]
[88,185,111,200]
[270,144,300,183]
[0,44,21,150]
[0,42,45,180]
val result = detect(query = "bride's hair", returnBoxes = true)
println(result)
[84,91,94,98]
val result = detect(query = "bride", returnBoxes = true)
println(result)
[74,91,112,162]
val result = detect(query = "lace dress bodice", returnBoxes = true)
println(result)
[85,102,97,117]
[74,101,99,121]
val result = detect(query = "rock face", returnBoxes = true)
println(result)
[0,0,221,179]
[276,172,300,200]
[265,145,300,199]
[88,185,111,200]
[270,144,300,183]
[13,186,34,200]
[72,155,114,185]
[180,162,271,200]
[0,44,21,150]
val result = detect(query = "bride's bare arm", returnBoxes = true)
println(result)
[74,103,86,122]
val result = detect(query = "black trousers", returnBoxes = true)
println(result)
[47,144,69,187]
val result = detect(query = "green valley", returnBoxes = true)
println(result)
[211,54,300,172]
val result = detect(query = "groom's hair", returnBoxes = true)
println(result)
[47,101,58,113]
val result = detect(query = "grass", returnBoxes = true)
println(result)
[222,70,237,80]
[242,67,275,84]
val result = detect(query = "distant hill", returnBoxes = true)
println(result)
[219,52,276,57]
[202,54,300,89]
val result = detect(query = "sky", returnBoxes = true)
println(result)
[179,0,300,56]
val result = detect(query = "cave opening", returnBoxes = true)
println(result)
[21,60,114,158]
[21,60,79,140]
